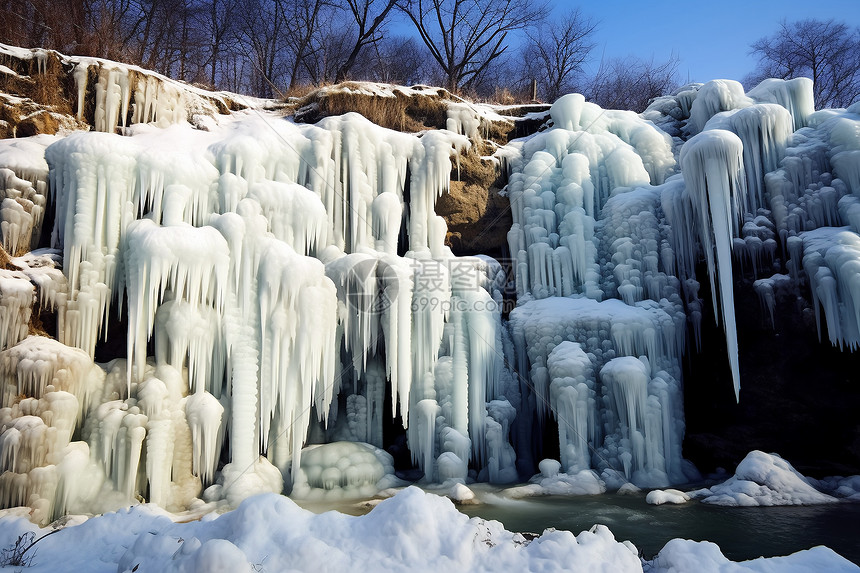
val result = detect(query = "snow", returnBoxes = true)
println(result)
[0,487,855,573]
[653,539,858,573]
[690,451,838,507]
[645,488,690,505]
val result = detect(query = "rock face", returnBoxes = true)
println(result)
[684,275,860,477]
[436,180,512,258]
[435,149,512,258]
[0,43,244,137]
[0,46,83,136]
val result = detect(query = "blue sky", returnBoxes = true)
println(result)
[390,0,859,85]
[577,0,860,83]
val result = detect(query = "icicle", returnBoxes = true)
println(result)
[680,130,746,400]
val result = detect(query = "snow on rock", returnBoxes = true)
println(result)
[645,488,690,505]
[448,481,478,504]
[651,539,858,573]
[691,451,838,507]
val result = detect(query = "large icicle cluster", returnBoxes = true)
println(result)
[0,66,856,521]
[501,77,831,488]
[500,93,694,488]
[653,78,823,400]
[0,99,514,517]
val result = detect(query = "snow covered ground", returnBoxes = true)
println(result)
[0,486,858,573]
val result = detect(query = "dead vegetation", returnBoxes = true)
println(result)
[293,83,451,132]
[0,49,81,136]
[437,147,512,256]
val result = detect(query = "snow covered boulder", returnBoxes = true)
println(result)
[691,451,837,506]
[650,538,859,573]
[645,488,690,505]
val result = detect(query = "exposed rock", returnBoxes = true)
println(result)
[0,43,245,137]
[435,146,511,257]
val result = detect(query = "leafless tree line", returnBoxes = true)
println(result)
[3,0,851,112]
[0,0,423,96]
[746,18,860,109]
[0,0,677,106]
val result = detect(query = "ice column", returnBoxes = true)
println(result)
[680,130,747,399]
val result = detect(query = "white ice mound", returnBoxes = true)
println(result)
[504,468,606,498]
[291,441,395,500]
[645,488,690,505]
[651,538,859,573]
[692,450,838,507]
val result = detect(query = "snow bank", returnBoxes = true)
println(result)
[652,539,858,573]
[0,487,855,573]
[691,451,837,507]
[0,487,644,573]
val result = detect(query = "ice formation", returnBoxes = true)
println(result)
[0,95,513,517]
[0,60,857,522]
[690,450,838,507]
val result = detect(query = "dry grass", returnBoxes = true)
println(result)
[452,145,500,188]
[295,83,450,132]
[0,50,73,113]
[0,243,16,269]
[27,312,49,337]
[0,49,78,136]
[437,145,512,255]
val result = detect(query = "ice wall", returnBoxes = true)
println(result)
[0,69,856,520]
[501,77,826,484]
[0,100,511,519]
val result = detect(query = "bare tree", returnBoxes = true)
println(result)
[521,8,596,102]
[202,0,240,87]
[334,0,398,82]
[398,0,548,93]
[302,24,352,84]
[348,35,433,85]
[586,54,680,112]
[236,0,290,97]
[279,0,336,89]
[747,18,860,109]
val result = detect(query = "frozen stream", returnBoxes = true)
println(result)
[296,490,860,565]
